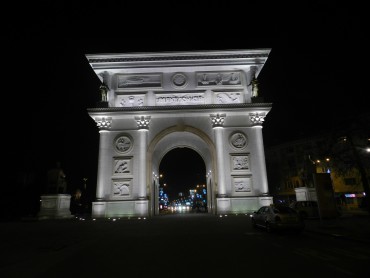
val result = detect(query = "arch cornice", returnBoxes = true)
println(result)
[87,103,272,113]
[86,49,271,69]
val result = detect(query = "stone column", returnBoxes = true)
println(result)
[95,117,112,200]
[250,112,269,194]
[135,116,151,199]
[210,114,227,197]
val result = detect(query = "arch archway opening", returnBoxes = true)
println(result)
[158,147,207,214]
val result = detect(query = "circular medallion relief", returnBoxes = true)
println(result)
[114,135,133,153]
[172,73,188,88]
[230,132,248,149]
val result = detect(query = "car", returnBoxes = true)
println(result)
[289,201,319,219]
[251,205,305,233]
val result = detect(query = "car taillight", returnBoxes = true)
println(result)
[275,216,281,222]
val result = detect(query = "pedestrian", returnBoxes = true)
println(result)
[70,189,84,216]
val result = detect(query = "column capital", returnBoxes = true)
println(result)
[210,113,226,128]
[135,116,151,130]
[249,112,265,126]
[95,117,112,130]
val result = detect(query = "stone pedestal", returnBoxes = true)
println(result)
[38,194,73,220]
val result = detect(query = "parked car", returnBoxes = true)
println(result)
[251,205,305,233]
[289,201,319,219]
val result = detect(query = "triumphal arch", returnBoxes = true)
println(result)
[86,49,273,218]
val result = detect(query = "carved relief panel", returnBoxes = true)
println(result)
[233,176,252,193]
[116,95,145,107]
[197,72,242,87]
[214,92,243,104]
[117,74,162,89]
[114,134,133,154]
[230,154,250,173]
[155,92,205,106]
[113,157,132,175]
[229,131,248,150]
[112,179,132,197]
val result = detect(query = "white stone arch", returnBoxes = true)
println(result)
[147,125,217,215]
[86,49,274,218]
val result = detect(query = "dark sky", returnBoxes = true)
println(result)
[159,148,206,200]
[5,2,368,201]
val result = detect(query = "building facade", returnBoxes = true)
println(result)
[86,49,273,218]
[265,131,370,210]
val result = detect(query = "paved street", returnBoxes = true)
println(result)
[1,213,370,278]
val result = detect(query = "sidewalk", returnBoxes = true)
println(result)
[303,209,370,244]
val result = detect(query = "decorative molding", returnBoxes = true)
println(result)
[87,102,273,112]
[87,50,271,64]
[95,117,112,130]
[135,116,151,130]
[249,112,265,126]
[210,113,226,128]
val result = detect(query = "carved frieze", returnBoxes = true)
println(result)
[155,93,205,106]
[117,74,162,89]
[197,72,241,87]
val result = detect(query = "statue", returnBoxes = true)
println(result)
[99,83,109,102]
[46,161,67,194]
[250,76,259,98]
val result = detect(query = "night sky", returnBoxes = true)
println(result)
[4,3,368,209]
